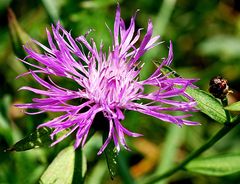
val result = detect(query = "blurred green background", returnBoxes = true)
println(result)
[1,0,240,183]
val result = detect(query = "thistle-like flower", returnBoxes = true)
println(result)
[17,5,198,154]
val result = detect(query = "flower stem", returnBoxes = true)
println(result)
[142,117,240,184]
[72,146,84,184]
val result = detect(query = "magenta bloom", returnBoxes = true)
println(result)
[17,5,198,154]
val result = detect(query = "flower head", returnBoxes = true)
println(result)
[17,5,198,154]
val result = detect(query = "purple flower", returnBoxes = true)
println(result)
[17,5,198,155]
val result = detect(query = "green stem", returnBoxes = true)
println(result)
[72,147,84,184]
[142,117,240,184]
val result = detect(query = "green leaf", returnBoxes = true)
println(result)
[225,101,240,112]
[41,0,61,22]
[40,146,87,184]
[160,66,227,124]
[7,127,52,151]
[103,136,119,179]
[185,153,240,176]
[186,88,227,123]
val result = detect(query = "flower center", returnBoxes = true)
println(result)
[86,60,139,109]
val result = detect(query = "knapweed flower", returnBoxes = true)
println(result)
[17,5,198,155]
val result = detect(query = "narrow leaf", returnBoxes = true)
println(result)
[160,65,227,124]
[225,101,240,112]
[40,146,87,184]
[41,0,60,22]
[186,88,227,123]
[7,127,52,151]
[185,153,240,176]
[103,136,119,179]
